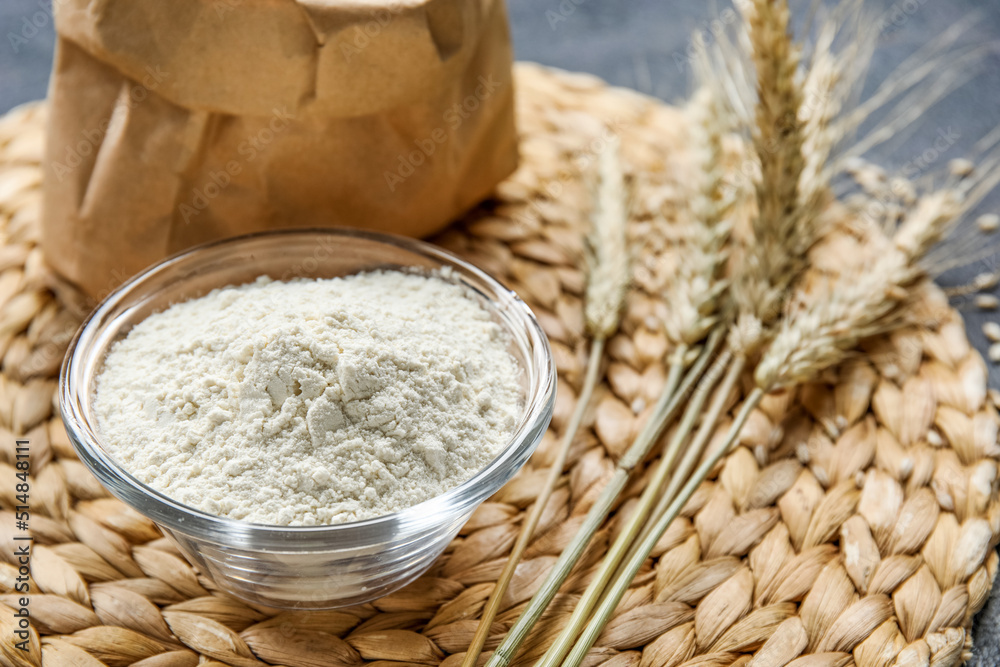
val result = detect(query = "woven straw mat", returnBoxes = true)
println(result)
[0,63,998,667]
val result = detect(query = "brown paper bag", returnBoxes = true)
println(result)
[42,0,518,298]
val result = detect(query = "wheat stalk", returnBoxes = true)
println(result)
[536,5,818,658]
[560,186,964,667]
[630,0,884,578]
[618,0,808,564]
[461,135,630,667]
[461,338,605,667]
[633,352,748,552]
[532,63,742,667]
[484,46,747,667]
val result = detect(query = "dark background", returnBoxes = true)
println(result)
[2,0,999,661]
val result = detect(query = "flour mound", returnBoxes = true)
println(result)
[94,271,522,526]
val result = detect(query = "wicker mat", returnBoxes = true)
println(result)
[1,63,998,667]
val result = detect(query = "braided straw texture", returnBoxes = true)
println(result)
[0,64,998,667]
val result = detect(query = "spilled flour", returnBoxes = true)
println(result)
[94,271,522,526]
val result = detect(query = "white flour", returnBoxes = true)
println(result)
[94,271,522,526]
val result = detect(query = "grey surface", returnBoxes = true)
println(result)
[2,0,1000,661]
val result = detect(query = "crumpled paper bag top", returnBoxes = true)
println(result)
[43,0,517,298]
[55,0,488,118]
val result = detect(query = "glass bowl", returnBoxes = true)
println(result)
[60,229,556,609]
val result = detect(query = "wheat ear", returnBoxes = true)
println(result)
[662,82,734,347]
[756,189,960,388]
[583,135,631,339]
[728,0,808,354]
[461,136,630,667]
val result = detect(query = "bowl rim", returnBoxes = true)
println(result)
[59,227,556,545]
